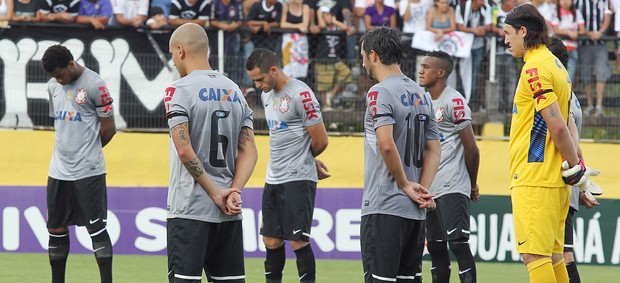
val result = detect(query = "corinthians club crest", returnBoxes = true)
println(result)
[280,96,290,113]
[75,88,88,105]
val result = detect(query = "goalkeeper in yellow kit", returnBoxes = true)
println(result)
[503,4,602,283]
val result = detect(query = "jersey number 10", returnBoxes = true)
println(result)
[404,113,429,168]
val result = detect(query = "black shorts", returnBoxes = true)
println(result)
[426,193,471,241]
[167,218,245,283]
[260,180,317,242]
[46,174,108,229]
[361,214,425,283]
[564,207,577,252]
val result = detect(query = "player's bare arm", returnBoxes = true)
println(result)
[567,113,584,158]
[376,125,433,206]
[418,139,440,209]
[98,116,116,147]
[539,101,580,166]
[171,122,240,215]
[306,123,329,157]
[458,125,480,201]
[227,127,258,214]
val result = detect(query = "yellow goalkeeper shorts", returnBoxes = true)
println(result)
[511,186,571,256]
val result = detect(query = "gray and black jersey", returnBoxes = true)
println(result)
[169,0,210,21]
[362,74,439,220]
[429,86,472,198]
[39,0,80,16]
[261,79,323,184]
[47,68,114,181]
[166,70,253,223]
[570,92,582,211]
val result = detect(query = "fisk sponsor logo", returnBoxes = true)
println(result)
[299,91,319,120]
[525,68,542,93]
[199,88,242,104]
[55,111,83,122]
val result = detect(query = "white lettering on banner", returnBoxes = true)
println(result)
[312,208,335,252]
[24,206,50,249]
[335,209,361,252]
[496,214,520,261]
[135,207,167,252]
[470,214,499,261]
[241,208,259,252]
[611,217,620,264]
[2,207,19,250]
[584,212,604,263]
[0,38,175,130]
[2,205,618,263]
[574,217,585,262]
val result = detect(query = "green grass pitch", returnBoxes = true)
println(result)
[1,253,619,282]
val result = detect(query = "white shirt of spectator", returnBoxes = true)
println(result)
[112,0,149,19]
[455,1,492,49]
[551,9,585,50]
[399,0,433,33]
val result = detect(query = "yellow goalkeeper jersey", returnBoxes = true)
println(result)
[509,45,572,188]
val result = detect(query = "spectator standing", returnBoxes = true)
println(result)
[38,0,79,23]
[364,0,396,30]
[280,0,311,79]
[492,0,518,112]
[399,0,434,79]
[12,0,40,22]
[354,0,395,32]
[551,0,586,80]
[426,0,456,41]
[315,5,353,110]
[168,0,210,26]
[211,0,244,82]
[145,5,168,29]
[455,0,492,111]
[576,0,611,116]
[246,0,282,51]
[111,0,148,27]
[0,0,14,22]
[76,0,112,30]
[317,0,355,60]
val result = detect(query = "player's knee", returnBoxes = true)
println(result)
[48,227,68,234]
[263,236,284,249]
[89,226,113,259]
[291,240,310,251]
[449,241,474,259]
[86,222,106,235]
[427,240,448,255]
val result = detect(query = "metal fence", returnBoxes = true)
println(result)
[1,23,620,141]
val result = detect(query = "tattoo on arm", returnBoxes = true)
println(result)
[549,108,557,118]
[183,158,205,178]
[238,127,253,146]
[172,122,190,145]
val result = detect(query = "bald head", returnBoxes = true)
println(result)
[170,23,209,56]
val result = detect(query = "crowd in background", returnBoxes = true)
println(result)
[1,0,619,115]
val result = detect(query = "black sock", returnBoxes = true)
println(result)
[427,241,451,283]
[90,228,113,283]
[449,241,476,283]
[265,244,286,282]
[294,244,316,282]
[49,231,70,283]
[566,261,581,283]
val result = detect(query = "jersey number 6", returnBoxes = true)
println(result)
[210,110,230,168]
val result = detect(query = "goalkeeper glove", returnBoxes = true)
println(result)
[561,159,585,186]
[562,160,603,202]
